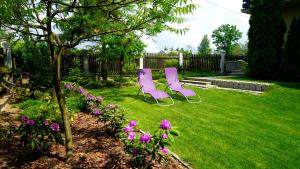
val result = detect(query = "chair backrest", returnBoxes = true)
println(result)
[137,69,156,91]
[165,67,181,88]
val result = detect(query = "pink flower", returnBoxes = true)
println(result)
[123,126,133,133]
[162,133,168,139]
[140,133,151,143]
[27,119,35,126]
[160,120,171,130]
[50,123,60,132]
[93,108,101,116]
[21,116,29,123]
[127,132,136,141]
[160,147,169,154]
[96,96,103,103]
[129,120,137,128]
[44,120,49,126]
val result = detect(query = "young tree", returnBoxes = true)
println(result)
[232,42,248,56]
[92,33,145,83]
[279,18,300,81]
[0,0,196,162]
[197,34,211,55]
[211,24,242,56]
[248,0,286,79]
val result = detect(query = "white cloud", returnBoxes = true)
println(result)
[143,0,250,53]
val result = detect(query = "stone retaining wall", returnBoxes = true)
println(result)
[199,79,271,92]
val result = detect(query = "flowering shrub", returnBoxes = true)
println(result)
[16,115,63,150]
[64,84,125,133]
[120,119,179,168]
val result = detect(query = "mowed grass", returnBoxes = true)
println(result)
[89,81,300,169]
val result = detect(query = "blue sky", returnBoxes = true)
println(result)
[142,0,250,53]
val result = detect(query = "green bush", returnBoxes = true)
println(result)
[279,18,300,81]
[12,41,51,87]
[18,99,45,109]
[123,62,138,75]
[163,59,179,68]
[152,70,164,80]
[17,115,63,151]
[247,0,286,79]
[18,98,79,124]
[19,100,62,123]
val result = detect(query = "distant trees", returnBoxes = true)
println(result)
[162,46,192,55]
[248,0,286,79]
[212,24,242,56]
[197,34,212,55]
[279,18,300,81]
[232,42,248,56]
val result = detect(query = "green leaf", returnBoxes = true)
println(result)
[169,129,180,136]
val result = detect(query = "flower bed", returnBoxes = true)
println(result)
[0,112,186,168]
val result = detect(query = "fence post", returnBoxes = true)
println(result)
[139,57,144,69]
[179,53,183,67]
[220,51,225,73]
[83,56,89,73]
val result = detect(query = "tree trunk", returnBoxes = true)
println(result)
[51,88,57,102]
[51,46,73,163]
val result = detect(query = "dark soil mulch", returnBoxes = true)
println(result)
[0,110,186,169]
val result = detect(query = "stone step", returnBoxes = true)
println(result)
[184,77,272,92]
[185,77,215,82]
[182,83,213,88]
[181,80,211,85]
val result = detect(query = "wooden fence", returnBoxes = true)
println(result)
[143,53,179,70]
[61,52,246,76]
[183,54,221,71]
[61,53,84,76]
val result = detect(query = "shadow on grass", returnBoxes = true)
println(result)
[273,81,300,90]
[93,87,176,105]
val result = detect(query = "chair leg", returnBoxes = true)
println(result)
[186,94,202,103]
[154,96,174,106]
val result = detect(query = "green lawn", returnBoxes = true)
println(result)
[89,81,300,169]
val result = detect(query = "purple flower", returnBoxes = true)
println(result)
[140,133,151,143]
[129,120,137,128]
[21,115,29,123]
[50,123,60,132]
[85,94,93,101]
[162,133,168,139]
[93,108,101,116]
[127,132,136,141]
[89,101,94,106]
[79,86,86,95]
[27,119,35,126]
[132,149,139,156]
[160,120,171,130]
[64,84,73,90]
[96,96,103,103]
[44,120,49,126]
[123,126,133,133]
[160,147,169,154]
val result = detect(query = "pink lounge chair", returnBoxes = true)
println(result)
[164,67,201,103]
[137,69,174,106]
